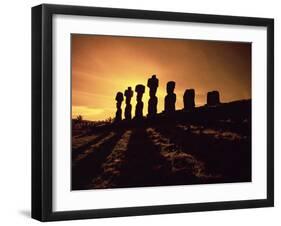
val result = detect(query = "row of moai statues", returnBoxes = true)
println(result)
[114,74,220,122]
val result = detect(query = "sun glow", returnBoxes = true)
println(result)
[72,35,251,121]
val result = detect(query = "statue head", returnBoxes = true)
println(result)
[115,92,124,102]
[166,81,175,94]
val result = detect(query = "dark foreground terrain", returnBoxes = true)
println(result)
[72,100,251,190]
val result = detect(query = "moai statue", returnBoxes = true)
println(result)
[207,90,220,106]
[124,87,133,120]
[183,89,195,111]
[114,92,124,122]
[164,81,176,114]
[134,84,145,119]
[147,75,159,117]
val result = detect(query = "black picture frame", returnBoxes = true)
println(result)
[32,3,274,222]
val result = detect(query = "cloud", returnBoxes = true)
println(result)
[72,34,251,121]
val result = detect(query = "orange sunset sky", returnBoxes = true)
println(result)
[72,34,251,121]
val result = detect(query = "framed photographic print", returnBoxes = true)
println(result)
[32,4,274,221]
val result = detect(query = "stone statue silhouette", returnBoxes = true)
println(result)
[207,90,220,106]
[164,81,176,114]
[183,89,195,111]
[115,92,124,122]
[134,84,145,119]
[147,75,159,117]
[124,87,133,120]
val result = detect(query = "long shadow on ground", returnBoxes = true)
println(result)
[72,132,113,161]
[116,127,168,188]
[115,126,202,188]
[72,129,125,190]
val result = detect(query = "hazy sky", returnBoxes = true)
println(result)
[72,34,251,121]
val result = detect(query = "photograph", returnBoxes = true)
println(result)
[71,34,252,190]
[31,3,274,221]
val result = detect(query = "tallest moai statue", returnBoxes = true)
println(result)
[147,75,159,117]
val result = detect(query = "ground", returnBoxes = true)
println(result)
[71,100,251,190]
